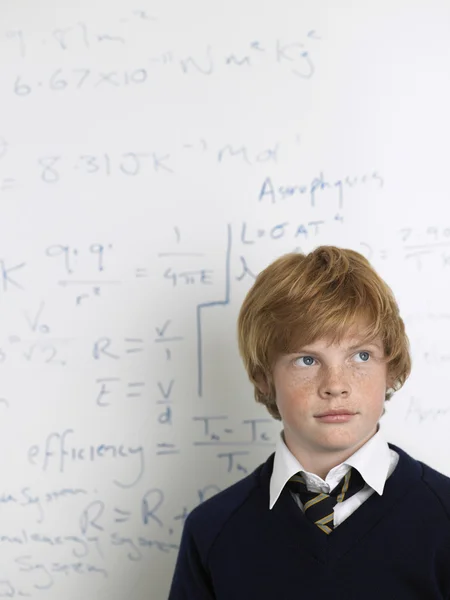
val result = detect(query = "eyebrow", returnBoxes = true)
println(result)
[348,341,382,351]
[297,341,382,353]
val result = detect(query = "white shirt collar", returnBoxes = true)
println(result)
[269,424,392,509]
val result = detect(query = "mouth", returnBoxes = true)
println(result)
[315,409,357,417]
[315,413,356,423]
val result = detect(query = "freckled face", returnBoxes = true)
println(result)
[269,329,391,459]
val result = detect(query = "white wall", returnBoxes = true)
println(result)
[1,0,450,598]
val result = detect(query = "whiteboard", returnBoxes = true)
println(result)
[1,0,450,598]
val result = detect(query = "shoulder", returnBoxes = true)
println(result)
[419,459,450,520]
[183,454,273,556]
[392,442,450,521]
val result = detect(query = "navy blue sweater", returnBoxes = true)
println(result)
[169,443,450,599]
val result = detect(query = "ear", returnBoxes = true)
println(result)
[255,373,270,396]
[386,372,396,392]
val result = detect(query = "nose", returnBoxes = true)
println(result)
[318,367,351,398]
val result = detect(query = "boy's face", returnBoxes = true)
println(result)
[267,321,392,463]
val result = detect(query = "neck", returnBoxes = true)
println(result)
[283,426,379,480]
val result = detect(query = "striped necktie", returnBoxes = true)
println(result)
[286,467,366,534]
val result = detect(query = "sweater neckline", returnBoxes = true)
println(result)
[258,443,423,564]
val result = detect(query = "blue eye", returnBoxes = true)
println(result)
[296,356,315,366]
[356,351,370,362]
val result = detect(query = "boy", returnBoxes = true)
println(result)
[169,246,450,599]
